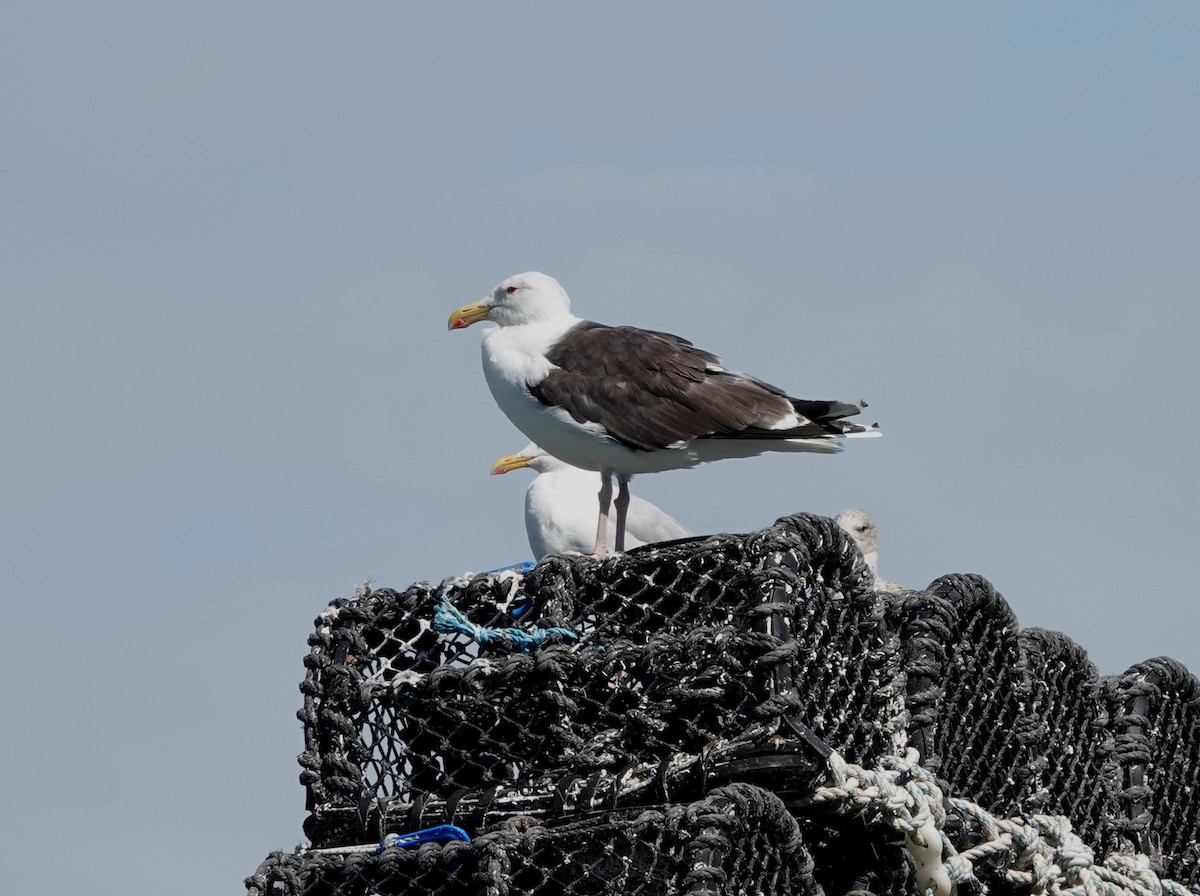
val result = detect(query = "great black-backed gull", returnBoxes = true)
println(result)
[449,271,880,557]
[835,508,905,594]
[492,442,692,558]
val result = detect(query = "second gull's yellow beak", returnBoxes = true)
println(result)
[447,300,491,331]
[491,454,534,476]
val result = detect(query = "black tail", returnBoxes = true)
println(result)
[790,397,868,423]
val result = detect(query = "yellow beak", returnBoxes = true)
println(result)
[491,454,534,476]
[447,300,492,331]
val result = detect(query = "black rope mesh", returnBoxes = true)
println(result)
[1106,657,1200,884]
[249,513,1200,896]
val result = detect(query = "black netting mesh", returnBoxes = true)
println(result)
[247,513,1200,896]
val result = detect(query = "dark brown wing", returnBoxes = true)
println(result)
[528,322,853,451]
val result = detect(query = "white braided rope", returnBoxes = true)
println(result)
[796,749,1196,896]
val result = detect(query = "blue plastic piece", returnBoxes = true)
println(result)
[483,560,537,575]
[374,824,471,854]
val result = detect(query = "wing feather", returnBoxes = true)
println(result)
[528,322,864,451]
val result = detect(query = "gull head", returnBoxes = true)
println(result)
[491,442,569,476]
[835,507,879,556]
[448,272,573,331]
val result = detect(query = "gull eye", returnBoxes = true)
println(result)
[505,285,518,294]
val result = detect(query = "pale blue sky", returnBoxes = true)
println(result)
[2,4,1198,893]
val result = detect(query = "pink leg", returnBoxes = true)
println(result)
[614,475,631,553]
[592,472,613,558]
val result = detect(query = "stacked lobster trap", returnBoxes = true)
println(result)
[246,513,1200,896]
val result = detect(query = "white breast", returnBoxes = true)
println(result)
[523,465,692,557]
[481,323,625,472]
[480,321,708,475]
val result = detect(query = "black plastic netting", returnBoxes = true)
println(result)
[246,513,1200,896]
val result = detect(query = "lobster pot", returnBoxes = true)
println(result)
[246,513,1200,896]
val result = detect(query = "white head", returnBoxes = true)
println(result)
[836,508,878,552]
[835,507,880,573]
[491,442,571,476]
[448,272,574,330]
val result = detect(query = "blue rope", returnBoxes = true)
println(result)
[432,597,582,651]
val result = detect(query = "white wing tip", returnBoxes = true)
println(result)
[843,425,882,439]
